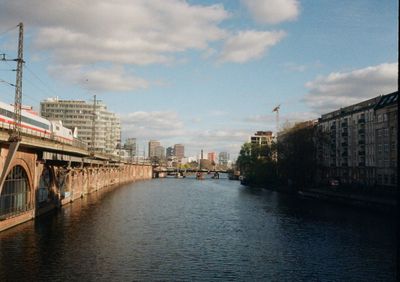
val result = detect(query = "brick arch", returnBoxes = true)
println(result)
[6,158,34,192]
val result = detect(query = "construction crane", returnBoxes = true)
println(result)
[272,104,280,136]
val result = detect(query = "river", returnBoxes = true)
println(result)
[0,175,396,281]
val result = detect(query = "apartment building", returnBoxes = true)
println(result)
[250,131,273,145]
[316,91,397,188]
[40,97,120,155]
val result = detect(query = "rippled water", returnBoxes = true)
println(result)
[0,175,396,281]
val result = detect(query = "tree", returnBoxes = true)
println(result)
[277,123,316,189]
[236,142,278,186]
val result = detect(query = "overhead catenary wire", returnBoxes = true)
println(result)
[0,25,18,37]
[0,78,15,87]
[24,64,60,98]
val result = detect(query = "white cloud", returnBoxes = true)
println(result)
[219,30,286,63]
[304,63,397,113]
[282,61,323,72]
[48,65,148,92]
[185,129,251,155]
[242,0,300,24]
[121,111,185,140]
[244,112,318,131]
[0,1,229,66]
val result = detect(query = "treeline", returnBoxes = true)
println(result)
[237,123,316,191]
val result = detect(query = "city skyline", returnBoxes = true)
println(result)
[0,0,397,158]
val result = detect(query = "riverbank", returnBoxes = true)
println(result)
[298,187,396,214]
[240,180,397,214]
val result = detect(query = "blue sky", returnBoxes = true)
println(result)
[0,0,397,159]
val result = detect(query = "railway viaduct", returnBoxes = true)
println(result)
[0,129,152,232]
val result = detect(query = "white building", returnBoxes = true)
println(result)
[40,97,120,155]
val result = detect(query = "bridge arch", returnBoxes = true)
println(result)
[0,165,32,218]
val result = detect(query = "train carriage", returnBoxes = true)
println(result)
[0,100,74,145]
[0,100,51,138]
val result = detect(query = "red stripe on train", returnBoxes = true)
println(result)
[0,117,75,142]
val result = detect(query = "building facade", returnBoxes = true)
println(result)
[250,131,273,145]
[208,152,217,163]
[148,140,160,158]
[218,152,230,166]
[316,91,397,188]
[174,144,184,161]
[40,97,120,155]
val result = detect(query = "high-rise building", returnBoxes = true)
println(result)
[174,144,184,161]
[208,152,217,163]
[148,140,160,158]
[40,97,120,155]
[219,152,230,166]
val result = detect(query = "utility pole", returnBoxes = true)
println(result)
[0,23,24,193]
[91,94,96,155]
[11,23,24,141]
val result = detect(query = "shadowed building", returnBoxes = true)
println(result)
[316,91,397,188]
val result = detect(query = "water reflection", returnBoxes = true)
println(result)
[0,178,396,281]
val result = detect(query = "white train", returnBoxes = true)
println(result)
[0,100,75,145]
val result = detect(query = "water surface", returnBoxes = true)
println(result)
[0,176,396,281]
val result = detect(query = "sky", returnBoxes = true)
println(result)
[0,0,397,159]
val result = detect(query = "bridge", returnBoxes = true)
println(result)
[152,166,228,178]
[0,124,152,232]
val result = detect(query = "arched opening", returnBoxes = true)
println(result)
[0,165,31,218]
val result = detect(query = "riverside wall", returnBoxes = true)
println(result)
[0,145,153,232]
